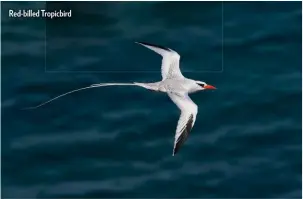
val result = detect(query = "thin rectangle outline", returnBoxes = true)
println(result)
[44,1,224,74]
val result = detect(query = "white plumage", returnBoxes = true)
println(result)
[25,42,216,156]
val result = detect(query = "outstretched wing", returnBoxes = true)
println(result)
[167,92,198,156]
[135,42,184,80]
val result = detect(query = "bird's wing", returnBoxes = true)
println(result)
[135,42,184,80]
[167,92,198,156]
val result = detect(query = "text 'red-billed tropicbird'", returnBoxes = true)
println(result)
[24,42,216,156]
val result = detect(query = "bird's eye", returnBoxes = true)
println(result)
[199,83,205,87]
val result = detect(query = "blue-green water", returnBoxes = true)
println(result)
[1,1,302,198]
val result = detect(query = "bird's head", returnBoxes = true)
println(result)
[195,81,216,91]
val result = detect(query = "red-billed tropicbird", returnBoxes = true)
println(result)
[25,42,216,156]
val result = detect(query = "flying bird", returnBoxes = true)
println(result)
[24,42,216,156]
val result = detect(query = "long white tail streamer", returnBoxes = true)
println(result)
[22,83,136,110]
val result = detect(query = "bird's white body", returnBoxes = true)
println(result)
[26,42,216,156]
[135,78,201,94]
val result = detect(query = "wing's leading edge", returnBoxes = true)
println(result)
[167,92,198,156]
[135,42,184,80]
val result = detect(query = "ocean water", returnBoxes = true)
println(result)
[1,1,302,198]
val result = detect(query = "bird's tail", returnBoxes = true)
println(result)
[22,83,138,110]
[134,82,160,91]
[133,82,149,89]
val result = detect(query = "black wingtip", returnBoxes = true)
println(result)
[135,41,171,51]
[172,114,194,156]
[172,149,176,156]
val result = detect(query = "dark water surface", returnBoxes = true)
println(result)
[1,1,302,198]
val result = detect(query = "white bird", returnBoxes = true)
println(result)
[25,42,216,156]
